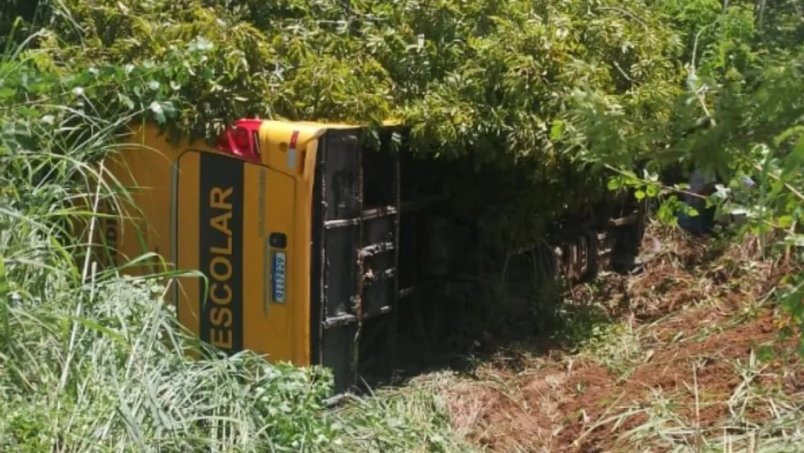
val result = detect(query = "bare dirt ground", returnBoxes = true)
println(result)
[436,226,802,452]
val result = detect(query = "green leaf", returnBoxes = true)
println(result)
[777,215,793,229]
[149,101,166,124]
[756,344,776,362]
[118,93,135,110]
[789,136,804,165]
[634,190,645,200]
[550,119,564,141]
[0,86,16,100]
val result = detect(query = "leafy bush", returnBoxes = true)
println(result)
[17,0,683,247]
[606,0,803,350]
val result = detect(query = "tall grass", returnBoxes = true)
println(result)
[332,377,472,452]
[0,46,336,451]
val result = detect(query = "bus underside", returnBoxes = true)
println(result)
[307,127,644,393]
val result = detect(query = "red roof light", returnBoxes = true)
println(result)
[216,119,263,163]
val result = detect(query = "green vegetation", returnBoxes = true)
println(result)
[333,381,471,452]
[5,0,801,245]
[0,0,801,450]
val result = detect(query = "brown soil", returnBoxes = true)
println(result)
[440,226,802,452]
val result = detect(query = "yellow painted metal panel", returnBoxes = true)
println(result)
[176,151,201,336]
[258,121,340,366]
[105,121,337,367]
[242,163,298,362]
[106,128,178,272]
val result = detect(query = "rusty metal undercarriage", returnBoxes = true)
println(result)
[310,128,645,394]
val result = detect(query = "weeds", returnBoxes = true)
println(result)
[332,377,471,452]
[610,352,803,452]
[580,322,645,377]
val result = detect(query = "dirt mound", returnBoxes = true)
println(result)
[440,226,802,452]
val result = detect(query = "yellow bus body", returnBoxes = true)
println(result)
[107,121,356,367]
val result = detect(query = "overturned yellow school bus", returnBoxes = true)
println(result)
[104,119,644,393]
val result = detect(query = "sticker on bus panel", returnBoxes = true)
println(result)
[287,130,299,170]
[271,251,287,303]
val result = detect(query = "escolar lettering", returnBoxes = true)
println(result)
[208,186,234,349]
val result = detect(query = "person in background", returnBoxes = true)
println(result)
[677,169,717,234]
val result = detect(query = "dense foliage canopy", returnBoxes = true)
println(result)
[3,0,797,240]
